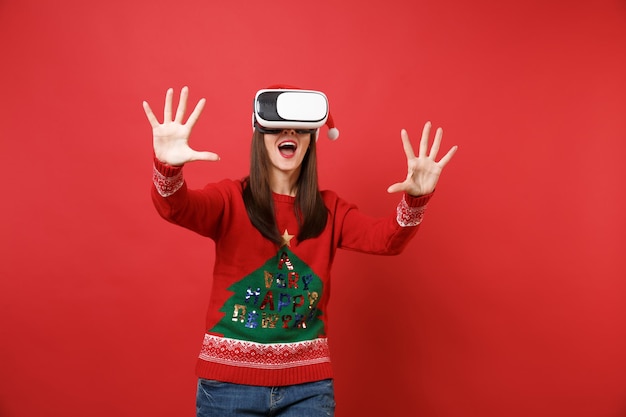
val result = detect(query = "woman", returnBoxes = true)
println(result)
[143,86,457,417]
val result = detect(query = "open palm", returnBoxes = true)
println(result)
[143,86,219,166]
[387,121,457,197]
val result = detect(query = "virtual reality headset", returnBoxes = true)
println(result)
[253,89,329,130]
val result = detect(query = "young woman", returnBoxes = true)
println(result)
[143,86,457,417]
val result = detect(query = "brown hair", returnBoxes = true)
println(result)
[243,129,328,245]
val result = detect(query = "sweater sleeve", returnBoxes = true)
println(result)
[151,158,227,239]
[333,192,432,256]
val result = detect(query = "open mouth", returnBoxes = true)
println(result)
[278,141,297,158]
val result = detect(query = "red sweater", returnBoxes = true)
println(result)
[152,159,431,386]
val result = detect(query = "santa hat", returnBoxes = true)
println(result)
[265,84,339,140]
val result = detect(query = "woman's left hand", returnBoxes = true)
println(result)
[387,121,458,197]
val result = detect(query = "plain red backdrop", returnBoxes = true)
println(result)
[1,0,625,416]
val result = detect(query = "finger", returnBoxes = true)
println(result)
[419,121,432,157]
[186,98,206,127]
[429,127,443,159]
[400,129,416,159]
[163,88,174,122]
[142,101,160,127]
[437,145,458,168]
[175,86,189,123]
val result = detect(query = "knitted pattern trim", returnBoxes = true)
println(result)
[199,334,331,370]
[396,195,427,227]
[153,164,184,197]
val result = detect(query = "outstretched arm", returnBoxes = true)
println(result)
[387,121,457,197]
[143,86,220,166]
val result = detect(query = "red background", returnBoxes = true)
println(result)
[1,0,625,416]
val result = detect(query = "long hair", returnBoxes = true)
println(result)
[242,129,328,245]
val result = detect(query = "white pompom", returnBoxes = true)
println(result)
[327,127,340,140]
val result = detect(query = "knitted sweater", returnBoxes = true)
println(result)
[151,159,431,386]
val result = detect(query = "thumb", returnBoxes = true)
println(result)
[386,182,404,194]
[190,151,221,162]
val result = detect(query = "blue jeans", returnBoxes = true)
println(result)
[196,378,335,417]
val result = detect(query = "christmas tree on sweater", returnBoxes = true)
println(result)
[209,246,325,344]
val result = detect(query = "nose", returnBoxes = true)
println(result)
[281,128,297,135]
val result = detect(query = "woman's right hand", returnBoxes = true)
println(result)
[143,86,220,166]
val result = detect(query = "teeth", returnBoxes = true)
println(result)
[279,141,296,150]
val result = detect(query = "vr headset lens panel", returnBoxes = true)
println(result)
[255,90,328,129]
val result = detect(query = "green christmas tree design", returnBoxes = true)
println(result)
[209,247,325,343]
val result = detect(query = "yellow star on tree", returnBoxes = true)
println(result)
[281,229,295,247]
